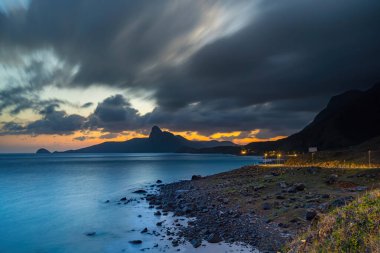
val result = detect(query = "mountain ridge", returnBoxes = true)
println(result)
[246,82,380,152]
[59,126,236,153]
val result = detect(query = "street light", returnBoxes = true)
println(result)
[277,153,282,164]
[264,153,268,165]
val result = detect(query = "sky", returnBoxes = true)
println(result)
[0,0,380,152]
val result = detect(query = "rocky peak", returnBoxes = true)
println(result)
[149,126,163,139]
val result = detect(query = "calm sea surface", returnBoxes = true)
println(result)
[0,153,261,253]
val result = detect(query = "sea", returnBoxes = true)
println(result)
[0,153,262,253]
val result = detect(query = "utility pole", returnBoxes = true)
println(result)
[368,150,371,167]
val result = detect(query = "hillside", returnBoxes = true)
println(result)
[246,83,380,152]
[61,126,235,153]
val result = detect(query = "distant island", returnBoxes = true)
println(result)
[36,148,51,154]
[55,125,236,154]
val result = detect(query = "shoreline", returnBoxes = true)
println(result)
[145,165,380,252]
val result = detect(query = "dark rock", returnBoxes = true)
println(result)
[276,195,286,200]
[190,238,202,248]
[120,197,127,201]
[306,209,317,220]
[271,172,280,176]
[129,240,142,244]
[172,240,179,247]
[278,223,289,228]
[287,186,297,193]
[133,189,147,194]
[294,183,305,191]
[141,227,148,233]
[104,200,110,203]
[321,194,330,199]
[326,174,338,184]
[156,221,164,226]
[262,202,272,210]
[206,233,222,243]
[330,196,354,208]
[156,180,162,184]
[348,186,368,192]
[154,211,161,216]
[191,175,202,180]
[265,218,273,223]
[254,185,265,191]
[85,232,96,236]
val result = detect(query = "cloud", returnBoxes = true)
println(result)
[81,102,93,108]
[1,0,380,138]
[99,133,120,139]
[73,136,86,141]
[1,104,86,135]
[86,94,144,132]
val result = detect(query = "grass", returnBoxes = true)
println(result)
[285,189,380,253]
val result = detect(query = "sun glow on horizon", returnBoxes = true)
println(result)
[0,128,287,153]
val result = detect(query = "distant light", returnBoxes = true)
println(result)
[241,150,247,155]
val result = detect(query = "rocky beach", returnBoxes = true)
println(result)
[145,165,380,252]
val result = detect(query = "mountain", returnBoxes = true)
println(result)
[246,82,380,152]
[62,126,236,153]
[36,148,51,154]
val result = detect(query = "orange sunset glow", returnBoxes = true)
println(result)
[0,129,287,153]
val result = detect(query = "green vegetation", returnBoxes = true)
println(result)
[286,190,380,253]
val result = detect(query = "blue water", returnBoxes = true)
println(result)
[0,153,260,253]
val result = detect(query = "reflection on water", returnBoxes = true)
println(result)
[0,153,260,253]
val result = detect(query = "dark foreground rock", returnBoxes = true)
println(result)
[129,240,142,244]
[147,165,380,252]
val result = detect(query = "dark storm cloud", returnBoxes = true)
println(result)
[27,104,86,135]
[1,104,86,135]
[1,0,380,137]
[86,94,144,132]
[155,0,380,109]
[0,0,203,86]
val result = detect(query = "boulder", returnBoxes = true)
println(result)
[191,175,202,180]
[326,174,338,184]
[133,189,147,194]
[129,240,142,244]
[206,233,222,243]
[190,238,202,248]
[279,181,288,188]
[294,183,305,191]
[262,202,272,210]
[305,209,317,220]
